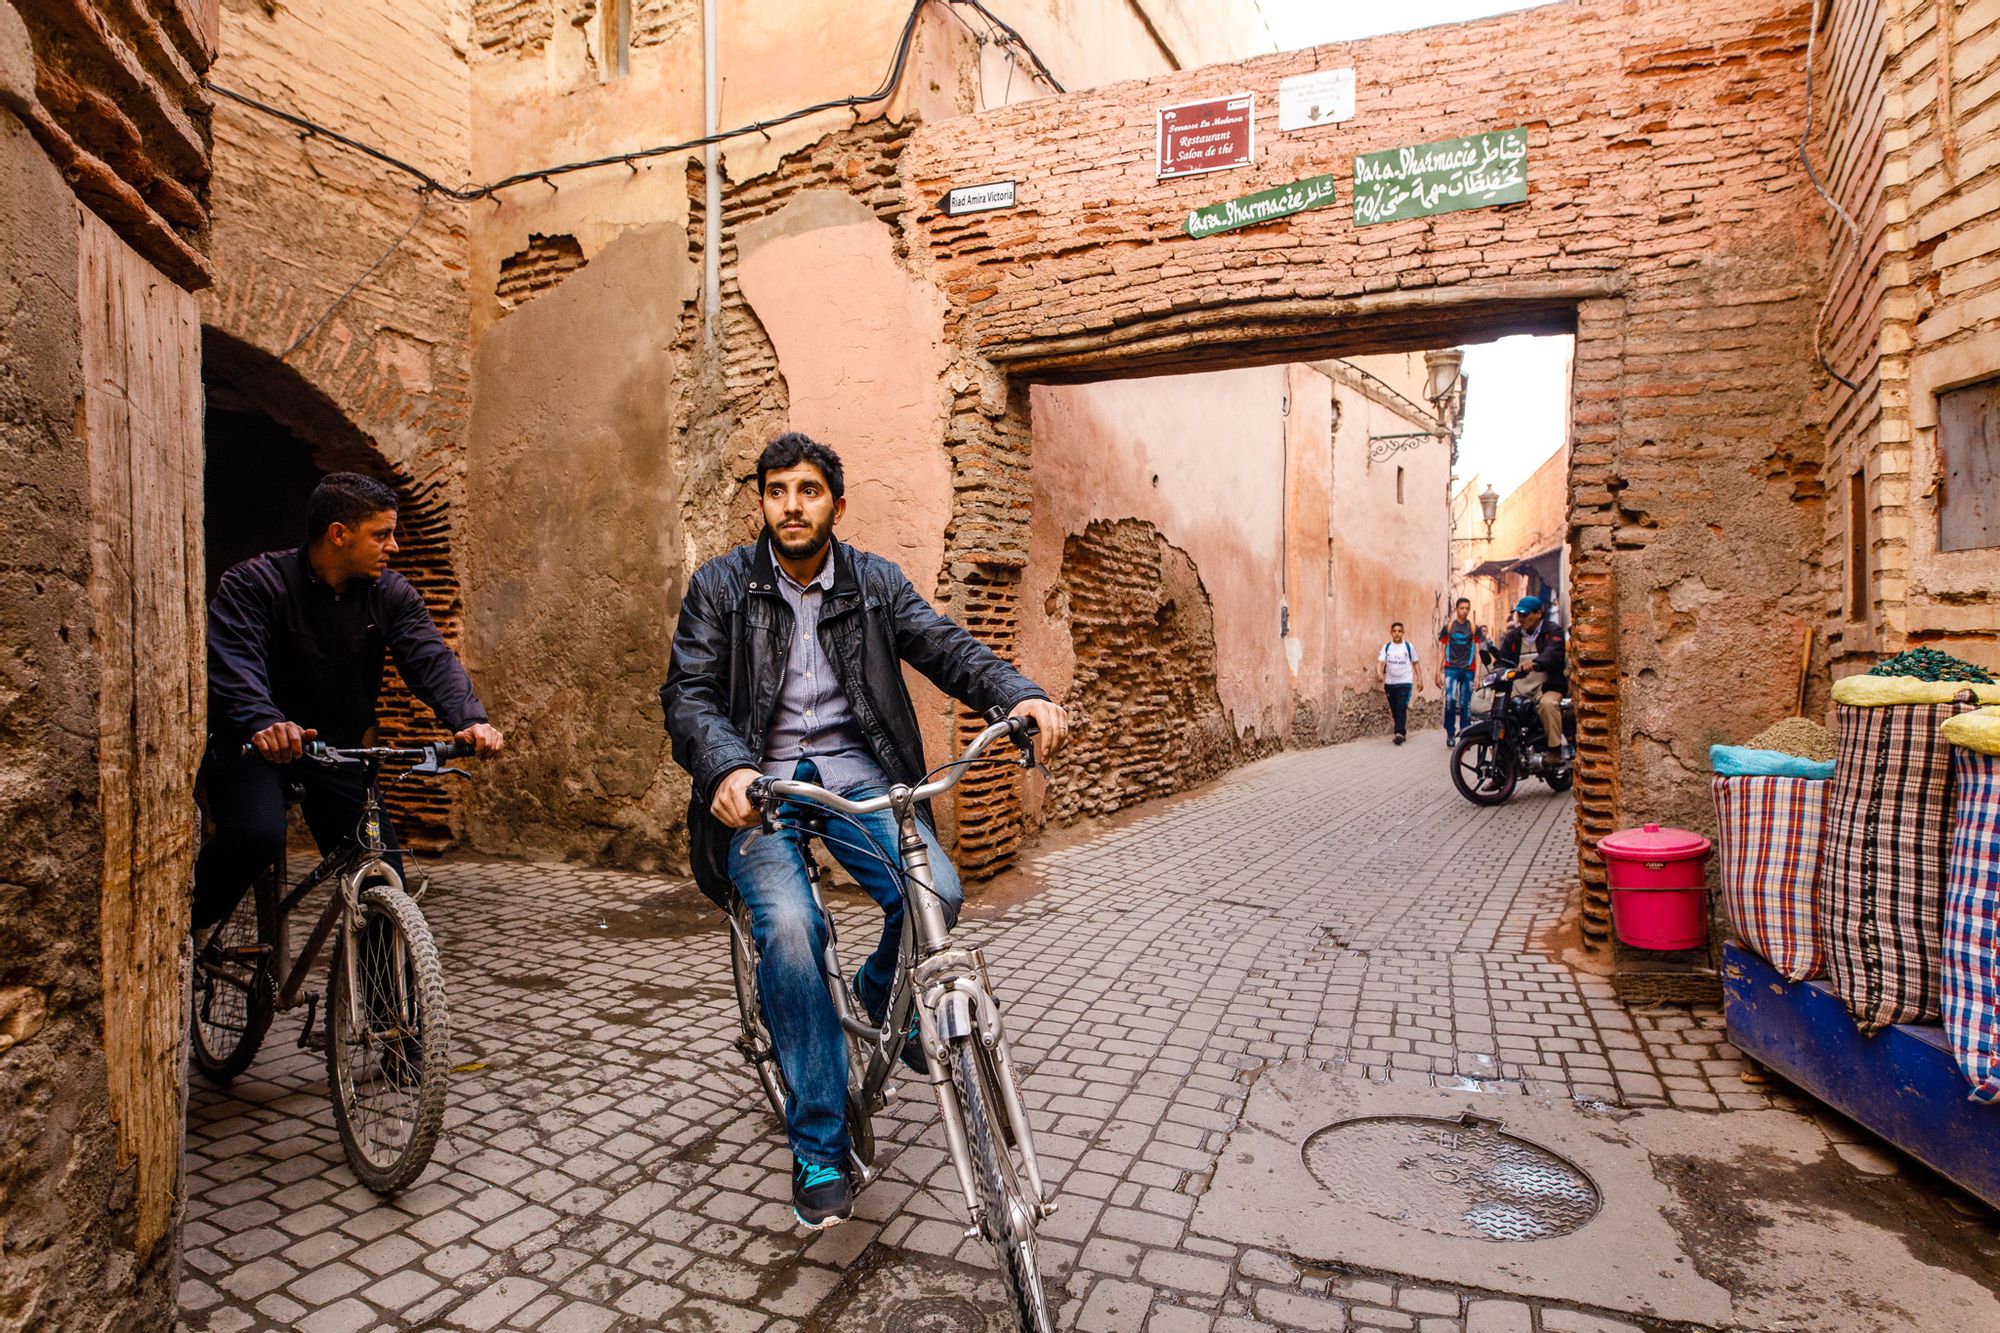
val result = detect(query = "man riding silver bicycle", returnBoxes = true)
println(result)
[660,432,1067,1229]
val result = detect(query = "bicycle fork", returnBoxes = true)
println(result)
[912,948,1055,1236]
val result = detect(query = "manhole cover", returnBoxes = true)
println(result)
[883,1296,988,1333]
[1302,1113,1600,1241]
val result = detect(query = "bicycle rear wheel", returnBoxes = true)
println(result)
[190,864,277,1083]
[953,1040,1054,1333]
[326,880,449,1194]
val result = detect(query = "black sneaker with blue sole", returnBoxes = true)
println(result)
[793,1159,852,1229]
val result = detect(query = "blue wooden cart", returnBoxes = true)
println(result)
[1723,942,2000,1208]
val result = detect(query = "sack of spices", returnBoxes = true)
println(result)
[1940,707,2000,1102]
[1819,674,2000,1033]
[1712,771,1829,980]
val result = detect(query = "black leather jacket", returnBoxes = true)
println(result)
[661,536,1048,905]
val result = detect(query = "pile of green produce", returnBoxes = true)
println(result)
[1744,717,1836,762]
[1865,646,1995,684]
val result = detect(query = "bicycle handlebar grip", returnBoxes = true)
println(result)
[438,738,477,760]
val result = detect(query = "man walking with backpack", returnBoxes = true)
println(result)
[1435,596,1483,746]
[1377,622,1420,745]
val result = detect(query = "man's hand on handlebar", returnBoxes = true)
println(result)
[1008,698,1069,767]
[456,722,506,759]
[249,720,318,764]
[711,767,764,829]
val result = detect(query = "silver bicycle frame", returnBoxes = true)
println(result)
[756,718,1054,1227]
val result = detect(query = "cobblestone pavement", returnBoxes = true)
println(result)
[181,735,1999,1332]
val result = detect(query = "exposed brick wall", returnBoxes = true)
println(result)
[903,0,1830,939]
[3,0,217,287]
[1877,0,2000,667]
[496,231,589,310]
[633,0,696,48]
[1814,0,1890,673]
[1045,519,1246,822]
[474,0,552,55]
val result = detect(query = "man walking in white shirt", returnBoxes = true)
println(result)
[1377,621,1421,745]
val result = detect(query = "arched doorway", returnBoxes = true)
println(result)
[202,331,467,847]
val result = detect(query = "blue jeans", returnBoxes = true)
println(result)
[1442,667,1475,740]
[726,760,963,1166]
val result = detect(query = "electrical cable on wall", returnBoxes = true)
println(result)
[277,188,431,361]
[1799,0,1864,395]
[209,0,1063,205]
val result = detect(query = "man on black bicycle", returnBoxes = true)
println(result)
[662,433,1067,1229]
[193,472,504,937]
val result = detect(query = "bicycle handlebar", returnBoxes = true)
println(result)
[747,715,1038,818]
[238,738,477,765]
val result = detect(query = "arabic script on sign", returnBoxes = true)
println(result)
[1352,128,1529,226]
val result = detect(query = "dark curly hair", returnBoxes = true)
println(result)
[756,432,845,500]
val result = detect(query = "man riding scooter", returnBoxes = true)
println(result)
[1491,595,1571,762]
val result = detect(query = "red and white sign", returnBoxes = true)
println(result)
[1156,93,1255,179]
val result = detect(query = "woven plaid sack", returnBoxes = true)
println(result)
[1818,699,1976,1033]
[1713,775,1826,981]
[1942,748,2000,1102]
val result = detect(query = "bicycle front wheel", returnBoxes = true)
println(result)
[953,1040,1054,1333]
[326,880,449,1194]
[190,866,277,1083]
[729,907,791,1129]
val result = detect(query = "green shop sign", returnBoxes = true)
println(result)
[1352,128,1528,226]
[1184,174,1338,238]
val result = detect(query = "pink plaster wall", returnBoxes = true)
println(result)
[1021,368,1293,742]
[734,190,959,783]
[734,196,953,595]
[1328,375,1454,713]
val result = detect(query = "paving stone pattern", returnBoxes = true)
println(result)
[181,737,1975,1332]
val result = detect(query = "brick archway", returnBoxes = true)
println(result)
[201,330,468,845]
[906,0,1828,943]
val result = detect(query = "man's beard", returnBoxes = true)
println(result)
[767,519,831,562]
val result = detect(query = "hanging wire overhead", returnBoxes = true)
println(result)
[209,0,1062,205]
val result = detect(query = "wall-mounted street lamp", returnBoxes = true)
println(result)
[1366,348,1470,465]
[1423,347,1467,437]
[1449,482,1502,545]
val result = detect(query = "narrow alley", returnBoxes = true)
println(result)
[180,737,2000,1333]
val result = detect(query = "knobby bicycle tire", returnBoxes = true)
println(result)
[953,1039,1054,1333]
[325,880,449,1194]
[189,862,279,1083]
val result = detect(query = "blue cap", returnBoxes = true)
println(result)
[1515,595,1544,614]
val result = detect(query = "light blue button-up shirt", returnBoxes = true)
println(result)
[760,545,888,794]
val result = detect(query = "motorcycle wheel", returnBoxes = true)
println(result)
[1545,764,1574,793]
[1451,733,1517,806]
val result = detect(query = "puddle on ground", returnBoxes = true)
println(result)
[491,972,568,992]
[802,1246,1046,1333]
[590,887,718,939]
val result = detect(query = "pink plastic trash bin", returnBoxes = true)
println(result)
[1599,822,1714,950]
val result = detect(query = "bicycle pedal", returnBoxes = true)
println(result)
[296,991,321,1049]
